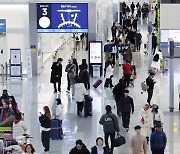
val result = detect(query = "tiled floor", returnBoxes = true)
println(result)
[0,12,180,154]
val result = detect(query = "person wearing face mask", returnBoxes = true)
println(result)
[91,137,108,154]
[69,139,90,154]
[151,103,164,132]
[138,103,153,144]
[0,89,9,107]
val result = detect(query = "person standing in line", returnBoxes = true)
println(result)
[113,78,126,116]
[74,78,88,117]
[131,2,135,15]
[130,125,147,154]
[69,139,90,154]
[138,103,153,144]
[111,23,117,41]
[55,98,64,139]
[65,59,75,93]
[146,72,156,106]
[120,90,134,132]
[39,106,51,152]
[150,124,167,154]
[68,67,76,98]
[152,33,157,55]
[91,137,108,154]
[151,103,164,132]
[123,60,132,87]
[50,58,63,93]
[99,105,120,153]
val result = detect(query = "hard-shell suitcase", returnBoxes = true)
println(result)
[50,119,63,140]
[93,79,102,88]
[84,95,93,117]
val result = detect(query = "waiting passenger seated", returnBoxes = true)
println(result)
[0,100,14,123]
[0,89,9,107]
[13,112,27,139]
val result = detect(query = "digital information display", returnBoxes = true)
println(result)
[0,19,6,33]
[89,42,102,64]
[37,3,88,33]
[161,30,180,42]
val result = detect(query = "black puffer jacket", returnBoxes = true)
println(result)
[69,143,90,154]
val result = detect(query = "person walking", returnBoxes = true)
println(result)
[113,79,126,116]
[79,66,90,90]
[69,67,76,97]
[120,90,134,132]
[122,44,132,62]
[152,33,157,55]
[111,23,117,41]
[151,103,164,132]
[65,59,74,93]
[91,137,108,154]
[123,60,132,87]
[104,40,112,61]
[50,58,63,93]
[131,2,135,15]
[130,125,147,154]
[138,103,153,144]
[135,31,142,52]
[104,63,114,88]
[69,139,90,154]
[99,105,120,153]
[39,106,51,152]
[74,78,88,117]
[146,72,156,106]
[151,49,163,73]
[150,124,167,154]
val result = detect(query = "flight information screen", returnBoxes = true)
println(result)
[37,3,88,33]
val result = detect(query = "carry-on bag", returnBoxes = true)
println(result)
[93,79,102,88]
[84,95,93,117]
[114,135,126,147]
[50,119,63,140]
[141,81,149,92]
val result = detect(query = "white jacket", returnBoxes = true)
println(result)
[151,51,163,70]
[56,104,63,120]
[152,109,164,124]
[13,121,27,139]
[138,108,154,137]
[74,83,88,102]
[105,65,113,79]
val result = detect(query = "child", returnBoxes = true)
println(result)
[55,98,64,139]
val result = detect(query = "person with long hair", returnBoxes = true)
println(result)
[9,96,18,114]
[39,106,51,152]
[22,144,36,154]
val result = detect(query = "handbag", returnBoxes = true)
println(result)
[141,117,145,124]
[114,135,126,147]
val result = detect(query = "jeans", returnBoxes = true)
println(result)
[41,131,50,151]
[147,89,153,105]
[104,132,115,151]
[124,74,131,87]
[77,101,84,115]
[53,77,61,92]
[122,112,130,128]
[152,149,164,154]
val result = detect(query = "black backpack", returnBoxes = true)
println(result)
[153,54,159,62]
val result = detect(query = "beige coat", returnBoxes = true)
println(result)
[130,134,147,154]
[138,108,154,137]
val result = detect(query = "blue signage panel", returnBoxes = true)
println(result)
[37,3,88,33]
[0,19,6,33]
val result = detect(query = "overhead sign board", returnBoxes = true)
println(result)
[0,19,6,33]
[37,3,88,33]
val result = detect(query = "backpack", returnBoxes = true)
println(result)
[141,81,149,91]
[153,54,159,62]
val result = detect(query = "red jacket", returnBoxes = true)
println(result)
[123,63,132,75]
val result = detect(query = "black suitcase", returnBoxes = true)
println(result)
[50,119,63,140]
[93,79,102,88]
[84,95,93,117]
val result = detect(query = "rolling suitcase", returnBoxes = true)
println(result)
[84,95,93,117]
[93,79,102,88]
[50,119,63,140]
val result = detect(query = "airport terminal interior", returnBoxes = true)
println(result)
[0,0,180,154]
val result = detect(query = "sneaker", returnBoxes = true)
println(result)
[66,90,70,93]
[125,128,129,132]
[54,90,57,93]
